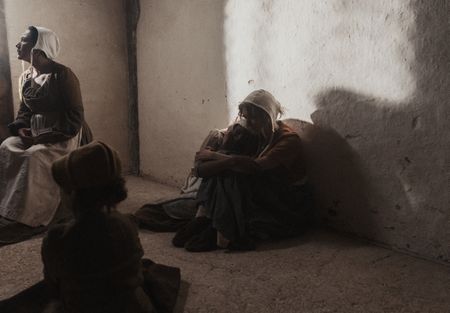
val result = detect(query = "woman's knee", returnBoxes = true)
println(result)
[23,143,53,158]
[0,137,29,155]
[1,136,22,148]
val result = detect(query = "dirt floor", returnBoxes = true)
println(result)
[1,176,449,313]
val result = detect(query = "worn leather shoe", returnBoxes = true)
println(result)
[184,224,217,252]
[172,216,210,247]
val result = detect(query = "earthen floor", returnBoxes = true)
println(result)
[1,176,449,313]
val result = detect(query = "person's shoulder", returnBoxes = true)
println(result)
[275,121,301,141]
[52,62,79,82]
[276,121,296,133]
[52,62,68,73]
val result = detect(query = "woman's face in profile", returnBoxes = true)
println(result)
[16,29,34,61]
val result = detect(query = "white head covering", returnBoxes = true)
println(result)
[19,26,60,100]
[240,89,284,132]
[238,89,285,156]
[32,26,60,60]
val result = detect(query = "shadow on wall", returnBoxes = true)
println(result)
[284,118,373,237]
[306,0,450,262]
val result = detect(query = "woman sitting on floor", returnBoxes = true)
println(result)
[173,89,314,252]
[133,121,260,233]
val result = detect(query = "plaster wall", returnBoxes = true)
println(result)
[224,0,416,120]
[138,0,449,262]
[225,0,449,263]
[137,0,228,185]
[4,0,130,170]
[0,1,13,141]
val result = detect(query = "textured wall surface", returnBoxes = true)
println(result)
[138,0,449,262]
[137,0,228,185]
[4,0,130,170]
[0,1,13,141]
[224,0,416,120]
[225,0,449,263]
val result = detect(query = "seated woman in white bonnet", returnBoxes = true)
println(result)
[0,26,91,228]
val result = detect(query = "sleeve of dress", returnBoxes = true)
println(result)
[255,134,303,170]
[7,100,32,135]
[7,72,32,135]
[56,67,84,137]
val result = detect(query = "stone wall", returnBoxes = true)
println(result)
[0,0,13,141]
[137,0,228,185]
[224,0,449,263]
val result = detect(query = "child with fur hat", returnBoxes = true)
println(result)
[18,141,180,313]
[42,142,180,313]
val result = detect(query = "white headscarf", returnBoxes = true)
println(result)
[32,26,60,60]
[20,26,60,98]
[240,89,284,132]
[239,89,285,156]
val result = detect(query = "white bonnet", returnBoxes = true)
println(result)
[240,89,284,131]
[32,26,60,60]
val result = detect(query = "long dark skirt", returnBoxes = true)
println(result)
[197,173,314,242]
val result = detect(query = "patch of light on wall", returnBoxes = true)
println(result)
[224,0,416,123]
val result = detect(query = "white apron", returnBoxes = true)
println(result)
[0,136,78,227]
